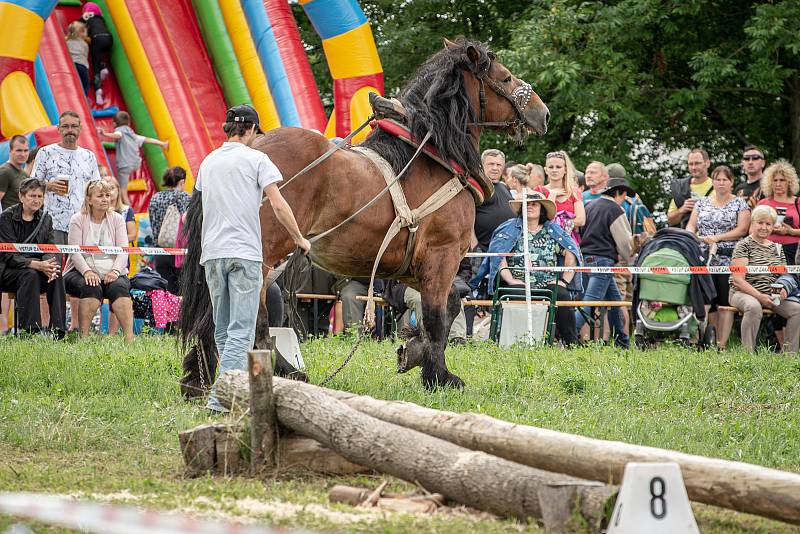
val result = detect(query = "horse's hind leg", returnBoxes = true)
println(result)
[419,276,465,390]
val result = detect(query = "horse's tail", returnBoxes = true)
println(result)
[178,191,217,399]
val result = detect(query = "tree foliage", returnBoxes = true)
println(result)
[294,0,800,209]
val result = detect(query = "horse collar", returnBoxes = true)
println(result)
[372,118,488,206]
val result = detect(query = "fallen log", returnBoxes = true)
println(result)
[218,371,615,529]
[216,370,800,525]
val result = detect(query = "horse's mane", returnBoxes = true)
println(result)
[362,38,491,181]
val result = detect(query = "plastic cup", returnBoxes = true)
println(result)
[55,175,70,196]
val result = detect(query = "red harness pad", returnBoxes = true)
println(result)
[371,119,490,205]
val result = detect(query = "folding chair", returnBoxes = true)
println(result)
[489,268,557,345]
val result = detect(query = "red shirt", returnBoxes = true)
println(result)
[757,197,800,245]
[534,185,581,214]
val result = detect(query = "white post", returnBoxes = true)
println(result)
[520,189,533,344]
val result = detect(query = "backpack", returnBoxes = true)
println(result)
[158,204,181,248]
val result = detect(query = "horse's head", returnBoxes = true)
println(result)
[444,38,550,139]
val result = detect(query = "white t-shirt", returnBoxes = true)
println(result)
[196,142,282,264]
[32,144,101,232]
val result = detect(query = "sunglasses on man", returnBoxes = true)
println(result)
[742,155,763,161]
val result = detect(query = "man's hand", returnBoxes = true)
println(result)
[680,198,697,213]
[31,259,60,281]
[46,180,68,196]
[296,237,311,254]
[84,270,101,286]
[103,270,120,285]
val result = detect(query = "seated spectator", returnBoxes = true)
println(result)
[757,160,800,264]
[536,151,585,242]
[730,205,800,353]
[148,166,190,295]
[574,178,634,348]
[383,280,468,343]
[471,191,583,346]
[106,175,136,242]
[64,180,134,341]
[0,178,66,335]
[685,165,749,348]
[332,277,371,330]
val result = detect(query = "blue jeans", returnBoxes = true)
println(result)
[204,258,263,411]
[574,256,629,348]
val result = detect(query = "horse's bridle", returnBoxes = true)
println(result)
[468,63,534,131]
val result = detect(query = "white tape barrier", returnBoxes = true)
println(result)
[0,243,185,256]
[0,492,310,534]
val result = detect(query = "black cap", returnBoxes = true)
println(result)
[601,177,636,197]
[226,104,263,134]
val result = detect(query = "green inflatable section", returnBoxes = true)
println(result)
[192,0,251,107]
[94,0,169,190]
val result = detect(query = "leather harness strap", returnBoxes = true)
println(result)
[352,146,466,327]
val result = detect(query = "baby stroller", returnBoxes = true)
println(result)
[632,228,717,349]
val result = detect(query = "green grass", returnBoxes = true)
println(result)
[1,334,800,532]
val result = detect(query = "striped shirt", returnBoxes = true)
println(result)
[730,236,785,294]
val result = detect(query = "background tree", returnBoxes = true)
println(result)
[295,0,800,210]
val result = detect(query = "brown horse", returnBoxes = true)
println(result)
[178,38,548,395]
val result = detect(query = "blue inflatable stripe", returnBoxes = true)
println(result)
[6,0,58,19]
[91,106,119,118]
[0,132,37,165]
[302,0,366,40]
[240,0,301,127]
[34,55,58,125]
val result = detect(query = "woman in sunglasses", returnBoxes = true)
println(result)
[757,160,800,264]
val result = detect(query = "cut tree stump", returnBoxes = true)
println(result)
[178,423,244,477]
[217,369,800,526]
[249,349,277,474]
[279,435,365,474]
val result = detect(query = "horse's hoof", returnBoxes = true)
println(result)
[422,371,465,391]
[287,370,309,382]
[396,343,423,373]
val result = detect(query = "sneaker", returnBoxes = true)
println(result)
[95,88,104,106]
[100,68,109,81]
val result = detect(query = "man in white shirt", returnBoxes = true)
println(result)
[31,110,101,331]
[198,104,310,412]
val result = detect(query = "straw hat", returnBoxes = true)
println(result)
[509,190,556,220]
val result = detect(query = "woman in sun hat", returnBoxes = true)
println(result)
[471,190,584,345]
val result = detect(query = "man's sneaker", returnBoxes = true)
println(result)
[100,68,109,81]
[95,88,104,106]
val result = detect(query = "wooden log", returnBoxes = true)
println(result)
[248,349,277,474]
[279,435,365,475]
[178,422,244,477]
[269,377,615,529]
[321,389,800,526]
[217,370,800,525]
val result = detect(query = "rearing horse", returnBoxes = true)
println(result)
[178,38,548,395]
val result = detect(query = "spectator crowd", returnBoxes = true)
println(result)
[1,101,800,357]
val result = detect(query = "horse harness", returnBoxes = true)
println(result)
[469,61,535,131]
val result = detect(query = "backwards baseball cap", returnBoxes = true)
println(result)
[225,104,263,134]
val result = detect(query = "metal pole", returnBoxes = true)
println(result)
[520,189,533,344]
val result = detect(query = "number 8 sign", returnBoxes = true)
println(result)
[607,463,699,534]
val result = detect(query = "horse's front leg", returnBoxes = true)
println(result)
[419,277,465,390]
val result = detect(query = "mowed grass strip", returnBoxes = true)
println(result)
[1,334,799,532]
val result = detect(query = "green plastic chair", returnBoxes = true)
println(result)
[489,267,558,345]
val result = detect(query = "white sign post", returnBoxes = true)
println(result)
[520,188,534,344]
[607,462,699,534]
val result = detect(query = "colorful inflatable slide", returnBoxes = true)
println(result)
[0,0,383,213]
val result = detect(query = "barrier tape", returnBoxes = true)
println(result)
[0,492,309,534]
[0,243,186,256]
[0,244,794,275]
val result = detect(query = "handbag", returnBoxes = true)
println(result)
[158,204,181,248]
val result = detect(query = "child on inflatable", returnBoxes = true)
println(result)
[82,2,113,106]
[66,21,90,97]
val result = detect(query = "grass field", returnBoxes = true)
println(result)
[1,333,800,532]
